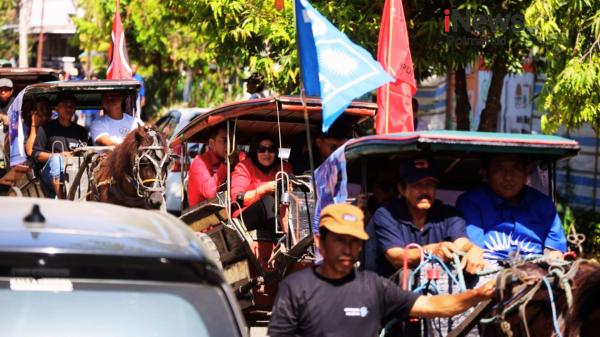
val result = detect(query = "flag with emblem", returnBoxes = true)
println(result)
[294,0,393,132]
[106,0,132,80]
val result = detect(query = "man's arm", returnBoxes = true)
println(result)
[453,237,485,274]
[25,125,39,157]
[543,210,568,255]
[94,134,118,146]
[189,157,226,202]
[410,279,495,318]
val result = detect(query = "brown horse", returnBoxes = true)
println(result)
[474,259,600,337]
[88,125,171,209]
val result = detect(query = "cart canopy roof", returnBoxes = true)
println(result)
[344,130,580,162]
[21,79,140,109]
[0,67,60,94]
[171,96,377,147]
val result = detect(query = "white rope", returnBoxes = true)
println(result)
[274,99,286,236]
[225,119,238,225]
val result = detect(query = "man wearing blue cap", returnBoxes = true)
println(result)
[367,157,484,279]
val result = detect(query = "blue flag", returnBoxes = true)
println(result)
[8,91,26,167]
[295,0,393,132]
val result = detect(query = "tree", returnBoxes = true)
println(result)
[526,0,600,134]
[0,0,18,62]
[408,1,479,130]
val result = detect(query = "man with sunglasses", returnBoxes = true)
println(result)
[91,92,143,146]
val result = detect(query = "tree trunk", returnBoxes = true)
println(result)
[478,59,507,132]
[454,66,471,131]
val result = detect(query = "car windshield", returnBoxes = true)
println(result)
[0,278,241,337]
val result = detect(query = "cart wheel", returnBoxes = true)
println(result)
[193,232,223,270]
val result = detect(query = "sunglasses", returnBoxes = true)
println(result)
[257,145,277,154]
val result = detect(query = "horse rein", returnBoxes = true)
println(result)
[132,129,170,197]
[485,258,578,337]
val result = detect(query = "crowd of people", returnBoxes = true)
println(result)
[183,111,567,336]
[0,76,144,198]
[0,67,569,336]
[265,152,567,336]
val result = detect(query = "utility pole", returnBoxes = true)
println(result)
[36,0,46,68]
[19,0,32,68]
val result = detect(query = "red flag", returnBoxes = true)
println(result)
[376,0,416,134]
[106,0,132,79]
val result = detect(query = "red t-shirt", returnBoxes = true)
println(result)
[230,158,293,214]
[187,148,227,207]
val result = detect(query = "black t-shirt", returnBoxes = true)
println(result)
[32,119,88,163]
[268,267,419,337]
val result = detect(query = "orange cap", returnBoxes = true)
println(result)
[319,203,368,240]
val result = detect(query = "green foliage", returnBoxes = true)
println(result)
[526,0,600,133]
[557,201,600,259]
[71,0,386,115]
[0,0,17,61]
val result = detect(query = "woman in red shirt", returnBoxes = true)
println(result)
[231,133,292,237]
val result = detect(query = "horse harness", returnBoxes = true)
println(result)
[89,129,170,207]
[131,129,170,197]
[483,258,584,337]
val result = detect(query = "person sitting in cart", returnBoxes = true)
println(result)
[90,92,143,146]
[290,121,348,175]
[25,97,52,158]
[231,133,292,258]
[268,203,496,337]
[31,93,88,199]
[366,157,485,278]
[455,154,567,263]
[188,124,238,207]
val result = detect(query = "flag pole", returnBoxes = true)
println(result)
[293,0,319,242]
[294,0,318,197]
[384,0,395,134]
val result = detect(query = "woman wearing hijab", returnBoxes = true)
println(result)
[231,133,293,238]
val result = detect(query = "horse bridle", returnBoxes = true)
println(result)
[132,129,170,198]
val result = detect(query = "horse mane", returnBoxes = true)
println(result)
[566,260,600,337]
[108,125,154,177]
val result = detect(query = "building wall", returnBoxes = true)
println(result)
[415,71,599,211]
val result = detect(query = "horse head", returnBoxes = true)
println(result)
[110,124,171,209]
[132,125,171,208]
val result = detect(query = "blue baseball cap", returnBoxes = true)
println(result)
[399,158,439,184]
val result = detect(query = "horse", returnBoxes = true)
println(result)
[88,125,171,209]
[455,258,600,337]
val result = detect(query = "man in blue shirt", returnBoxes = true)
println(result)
[366,158,484,278]
[456,154,566,263]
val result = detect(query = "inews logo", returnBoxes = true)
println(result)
[443,9,526,33]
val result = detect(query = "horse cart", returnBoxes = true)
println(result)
[171,95,377,323]
[0,80,141,200]
[0,68,59,186]
[320,131,598,337]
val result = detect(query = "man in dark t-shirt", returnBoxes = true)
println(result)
[268,204,495,337]
[32,93,87,198]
